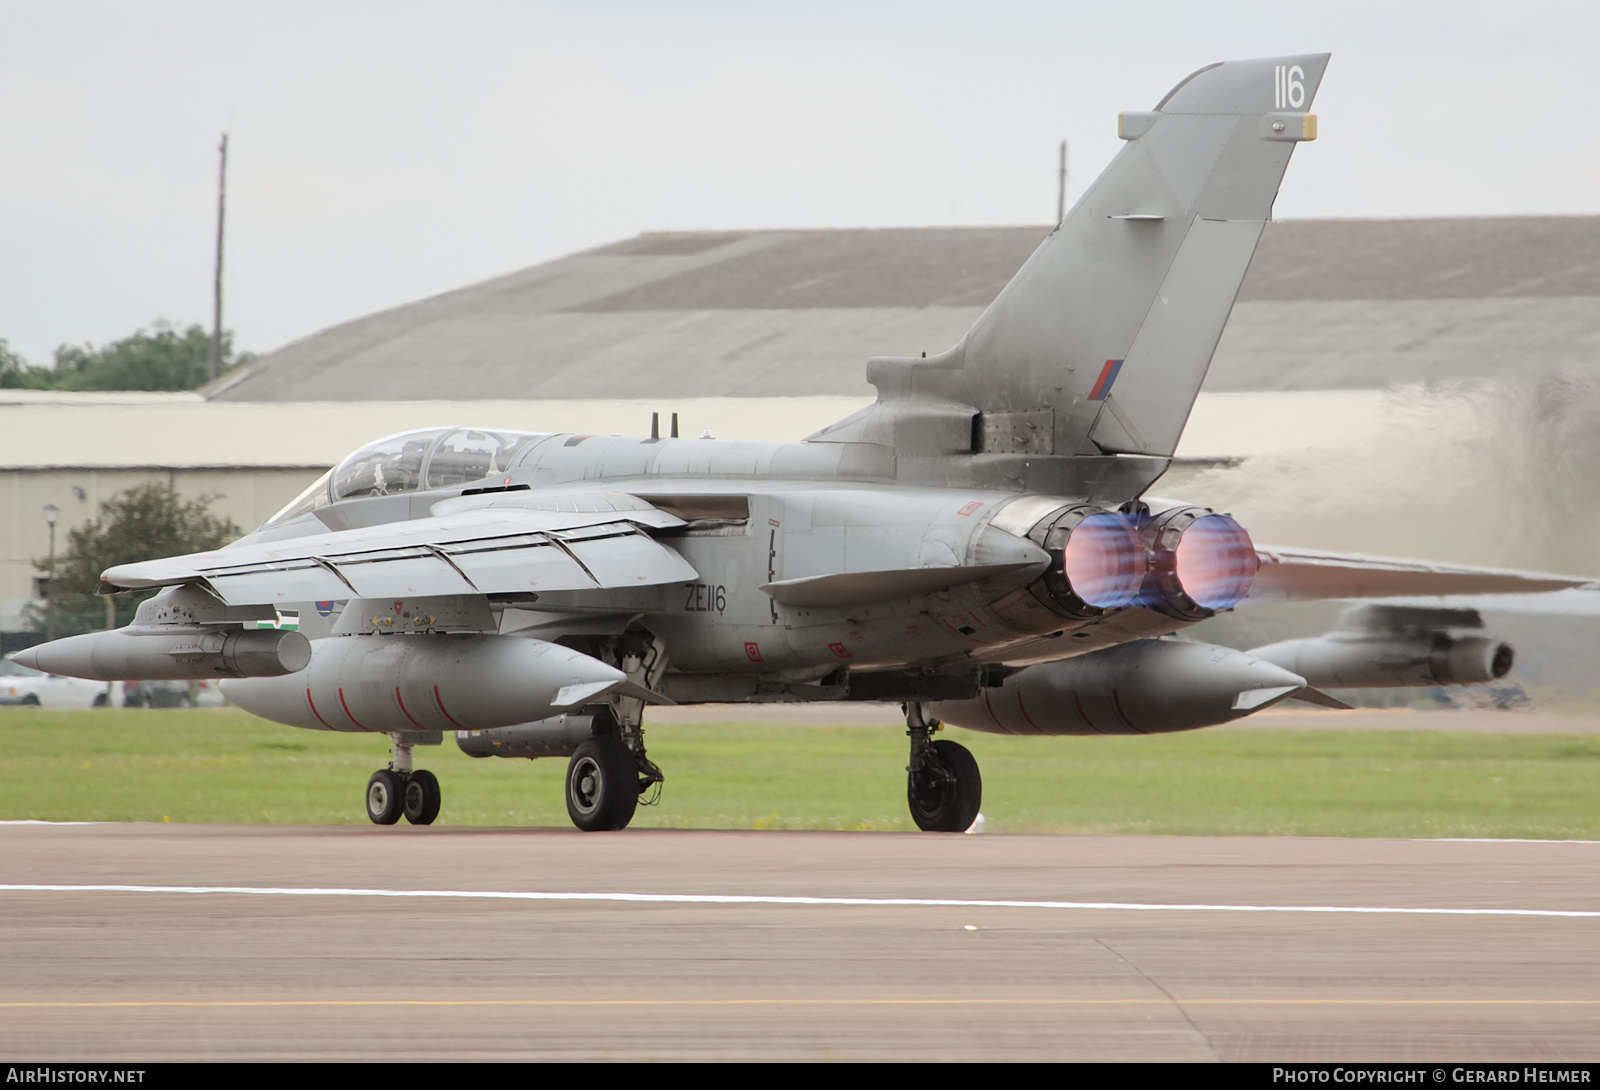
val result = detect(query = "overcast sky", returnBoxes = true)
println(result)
[3,1,1596,363]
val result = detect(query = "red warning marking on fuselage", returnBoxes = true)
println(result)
[1111,690,1141,733]
[394,687,428,730]
[337,687,366,730]
[1072,691,1102,733]
[1014,689,1043,733]
[305,689,333,729]
[982,687,1002,731]
[433,685,468,730]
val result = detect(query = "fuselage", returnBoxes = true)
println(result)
[242,426,1214,700]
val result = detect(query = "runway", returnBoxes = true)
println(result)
[1,824,1597,1062]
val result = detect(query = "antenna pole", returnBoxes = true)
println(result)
[210,133,228,381]
[1056,139,1068,224]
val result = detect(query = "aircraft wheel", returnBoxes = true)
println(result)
[907,739,982,833]
[565,736,638,832]
[365,769,405,825]
[403,769,441,826]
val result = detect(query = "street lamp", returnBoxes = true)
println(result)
[43,503,59,642]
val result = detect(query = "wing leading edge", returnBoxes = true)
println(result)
[99,508,699,605]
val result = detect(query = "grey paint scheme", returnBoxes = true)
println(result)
[19,54,1588,731]
[810,54,1328,477]
[928,639,1310,736]
[1249,604,1515,690]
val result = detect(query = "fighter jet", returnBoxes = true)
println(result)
[14,54,1585,832]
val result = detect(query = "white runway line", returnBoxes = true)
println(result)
[0,883,1596,918]
[0,820,107,826]
[1429,838,1600,844]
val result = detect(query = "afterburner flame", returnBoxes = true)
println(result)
[1173,514,1258,609]
[1061,513,1145,608]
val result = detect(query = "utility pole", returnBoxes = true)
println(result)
[43,504,59,643]
[1056,139,1068,224]
[210,133,228,382]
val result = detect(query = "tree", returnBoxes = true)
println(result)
[0,322,255,391]
[34,483,241,635]
[0,339,33,388]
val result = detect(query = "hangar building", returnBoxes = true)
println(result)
[5,216,1597,640]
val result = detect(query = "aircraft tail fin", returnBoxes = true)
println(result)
[857,54,1328,466]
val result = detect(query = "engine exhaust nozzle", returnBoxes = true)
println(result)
[1139,507,1259,618]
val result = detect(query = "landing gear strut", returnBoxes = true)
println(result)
[561,635,667,832]
[905,702,982,832]
[365,736,442,826]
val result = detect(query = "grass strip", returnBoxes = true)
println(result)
[1,708,1596,837]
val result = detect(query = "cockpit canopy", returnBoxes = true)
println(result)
[266,427,549,526]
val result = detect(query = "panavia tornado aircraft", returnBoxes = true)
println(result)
[15,53,1585,831]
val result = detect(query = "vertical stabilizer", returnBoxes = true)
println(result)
[843,55,1327,471]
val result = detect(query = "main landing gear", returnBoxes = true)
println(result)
[905,703,982,832]
[565,735,637,832]
[563,706,664,832]
[365,736,441,826]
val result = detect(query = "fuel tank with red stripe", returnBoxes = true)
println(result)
[220,634,625,733]
[928,639,1308,736]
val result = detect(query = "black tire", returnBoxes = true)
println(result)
[365,769,405,825]
[907,739,982,833]
[20,693,40,706]
[403,769,441,826]
[92,692,108,708]
[565,736,639,832]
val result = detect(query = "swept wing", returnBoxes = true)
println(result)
[98,507,698,605]
[1246,545,1589,604]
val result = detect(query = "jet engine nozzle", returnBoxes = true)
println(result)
[1018,505,1146,618]
[929,639,1307,736]
[1137,506,1258,618]
[1057,511,1146,608]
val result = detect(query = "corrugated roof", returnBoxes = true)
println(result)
[0,391,1380,470]
[209,218,1600,403]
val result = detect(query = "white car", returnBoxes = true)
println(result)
[0,657,110,708]
[119,678,228,708]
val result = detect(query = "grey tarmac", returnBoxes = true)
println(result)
[1,824,1597,1062]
